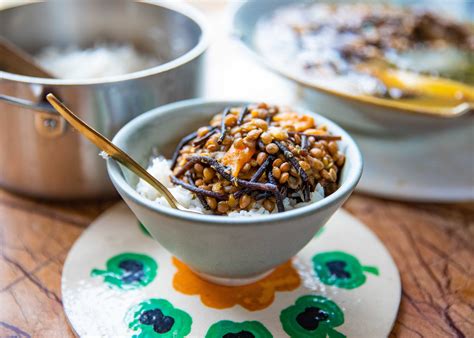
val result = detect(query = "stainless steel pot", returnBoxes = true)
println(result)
[0,0,208,199]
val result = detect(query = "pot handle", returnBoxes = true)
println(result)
[0,94,57,113]
[0,94,67,137]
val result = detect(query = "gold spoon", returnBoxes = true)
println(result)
[367,66,474,102]
[357,61,474,117]
[46,93,202,214]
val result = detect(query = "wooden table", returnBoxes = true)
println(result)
[0,187,472,337]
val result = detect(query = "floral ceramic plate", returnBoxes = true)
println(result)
[62,203,401,337]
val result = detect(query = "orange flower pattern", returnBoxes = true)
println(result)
[172,257,301,311]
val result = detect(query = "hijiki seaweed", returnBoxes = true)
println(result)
[170,103,345,215]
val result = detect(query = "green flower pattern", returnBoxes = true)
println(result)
[127,299,192,338]
[88,241,377,335]
[91,253,157,290]
[280,295,345,338]
[312,251,379,289]
[206,320,272,338]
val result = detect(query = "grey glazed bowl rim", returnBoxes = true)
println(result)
[0,0,209,86]
[107,99,363,225]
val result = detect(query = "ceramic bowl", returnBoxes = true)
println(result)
[232,0,473,135]
[107,99,363,284]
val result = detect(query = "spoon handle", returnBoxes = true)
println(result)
[0,37,54,78]
[46,93,180,209]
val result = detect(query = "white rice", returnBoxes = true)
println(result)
[136,156,325,217]
[35,44,160,79]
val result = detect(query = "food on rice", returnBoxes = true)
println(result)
[137,103,345,216]
[256,3,474,99]
[35,44,161,79]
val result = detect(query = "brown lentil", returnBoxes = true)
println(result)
[263,199,275,212]
[279,172,290,184]
[197,126,210,137]
[311,158,324,171]
[203,167,215,182]
[224,185,238,194]
[222,135,233,146]
[272,167,282,179]
[239,194,252,209]
[329,168,338,182]
[225,114,237,127]
[336,153,346,166]
[253,119,268,130]
[294,133,301,144]
[273,158,283,167]
[280,162,291,172]
[257,152,268,165]
[321,169,332,181]
[228,194,238,207]
[299,160,311,171]
[217,201,230,213]
[328,141,338,155]
[260,132,273,144]
[206,197,217,210]
[310,147,324,159]
[194,163,204,174]
[206,143,218,151]
[241,163,251,174]
[212,182,222,193]
[265,143,279,154]
[246,129,262,140]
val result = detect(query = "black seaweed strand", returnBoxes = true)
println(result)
[217,107,231,144]
[237,105,249,125]
[274,140,311,202]
[188,155,280,194]
[170,176,227,200]
[266,164,285,212]
[170,130,199,170]
[234,155,275,199]
[185,172,210,210]
[255,191,273,201]
[301,134,308,150]
[192,127,218,147]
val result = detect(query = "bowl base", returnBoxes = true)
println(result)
[191,268,275,286]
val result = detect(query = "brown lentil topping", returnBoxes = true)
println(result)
[291,4,473,67]
[171,104,345,215]
[258,3,474,97]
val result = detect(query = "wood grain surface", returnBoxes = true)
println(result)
[0,187,472,337]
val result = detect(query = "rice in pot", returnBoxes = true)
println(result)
[35,44,161,79]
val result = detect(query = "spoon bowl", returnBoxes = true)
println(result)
[357,61,474,117]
